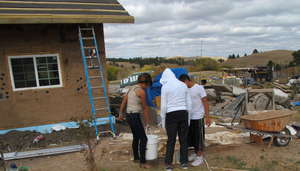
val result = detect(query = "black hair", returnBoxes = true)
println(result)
[201,79,207,85]
[179,74,191,82]
[138,73,152,86]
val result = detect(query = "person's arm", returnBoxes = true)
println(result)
[136,88,150,126]
[201,97,211,127]
[186,89,192,126]
[118,94,128,120]
[199,85,210,126]
[160,86,167,129]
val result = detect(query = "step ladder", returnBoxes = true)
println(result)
[78,26,115,140]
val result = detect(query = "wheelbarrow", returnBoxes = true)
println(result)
[239,110,297,147]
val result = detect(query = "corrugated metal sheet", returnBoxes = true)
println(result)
[0,0,134,24]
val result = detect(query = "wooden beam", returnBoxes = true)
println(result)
[0,8,128,13]
[0,1,121,6]
[0,14,134,24]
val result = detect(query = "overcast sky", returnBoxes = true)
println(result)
[104,0,300,58]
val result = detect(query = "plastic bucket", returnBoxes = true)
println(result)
[146,135,159,160]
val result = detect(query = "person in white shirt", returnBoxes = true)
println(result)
[160,68,192,171]
[179,74,211,167]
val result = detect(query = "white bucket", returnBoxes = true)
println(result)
[146,134,159,160]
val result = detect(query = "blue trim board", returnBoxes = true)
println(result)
[0,117,115,135]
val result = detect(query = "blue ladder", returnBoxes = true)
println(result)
[78,26,115,140]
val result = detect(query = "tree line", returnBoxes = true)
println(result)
[107,57,187,68]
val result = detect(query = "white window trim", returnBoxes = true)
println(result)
[8,54,63,91]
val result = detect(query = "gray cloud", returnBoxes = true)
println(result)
[104,0,300,58]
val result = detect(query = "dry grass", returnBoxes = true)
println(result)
[293,107,300,123]
[224,50,294,67]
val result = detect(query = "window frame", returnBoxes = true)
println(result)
[8,54,63,91]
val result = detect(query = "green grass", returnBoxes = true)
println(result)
[225,156,247,169]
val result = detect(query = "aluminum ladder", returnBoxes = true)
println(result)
[78,26,115,140]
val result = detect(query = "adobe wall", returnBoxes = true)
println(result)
[0,24,108,129]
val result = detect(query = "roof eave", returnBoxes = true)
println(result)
[0,15,134,24]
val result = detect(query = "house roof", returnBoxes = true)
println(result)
[0,0,134,24]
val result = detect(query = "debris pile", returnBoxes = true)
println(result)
[208,82,297,121]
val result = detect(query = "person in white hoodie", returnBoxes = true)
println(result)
[160,68,192,171]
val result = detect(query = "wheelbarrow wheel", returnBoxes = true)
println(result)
[273,128,291,147]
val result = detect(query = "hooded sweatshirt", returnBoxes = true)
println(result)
[160,68,192,128]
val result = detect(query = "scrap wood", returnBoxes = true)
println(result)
[272,82,290,90]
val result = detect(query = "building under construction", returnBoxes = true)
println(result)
[0,0,134,133]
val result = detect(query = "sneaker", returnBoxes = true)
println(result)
[188,153,197,162]
[165,165,173,171]
[191,156,204,167]
[180,163,188,170]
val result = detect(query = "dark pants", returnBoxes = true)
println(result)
[188,119,205,153]
[165,110,189,165]
[126,113,147,164]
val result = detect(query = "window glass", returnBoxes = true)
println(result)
[11,58,37,88]
[10,55,61,90]
[36,56,60,86]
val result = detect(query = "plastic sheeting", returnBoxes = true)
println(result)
[146,68,188,107]
[292,101,300,106]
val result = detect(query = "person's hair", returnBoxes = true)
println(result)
[201,79,207,85]
[179,74,191,82]
[138,73,152,86]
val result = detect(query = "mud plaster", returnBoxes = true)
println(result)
[0,24,108,129]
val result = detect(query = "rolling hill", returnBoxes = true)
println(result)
[224,50,294,67]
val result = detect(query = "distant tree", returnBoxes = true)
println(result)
[218,59,225,63]
[292,50,300,65]
[236,54,240,58]
[193,58,220,71]
[107,65,120,81]
[288,61,296,67]
[252,49,259,54]
[244,53,248,57]
[267,60,275,69]
[275,64,282,71]
[232,54,236,59]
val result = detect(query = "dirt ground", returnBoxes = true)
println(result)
[2,124,300,170]
[2,109,300,171]
[3,137,300,171]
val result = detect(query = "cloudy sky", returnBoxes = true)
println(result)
[104,0,300,58]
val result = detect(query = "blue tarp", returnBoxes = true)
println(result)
[0,117,115,135]
[292,101,300,106]
[146,68,188,107]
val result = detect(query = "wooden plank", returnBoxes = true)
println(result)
[248,88,273,93]
[0,3,124,10]
[6,0,119,4]
[0,1,121,6]
[0,7,128,13]
[0,14,134,24]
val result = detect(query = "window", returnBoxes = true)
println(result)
[9,54,62,91]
